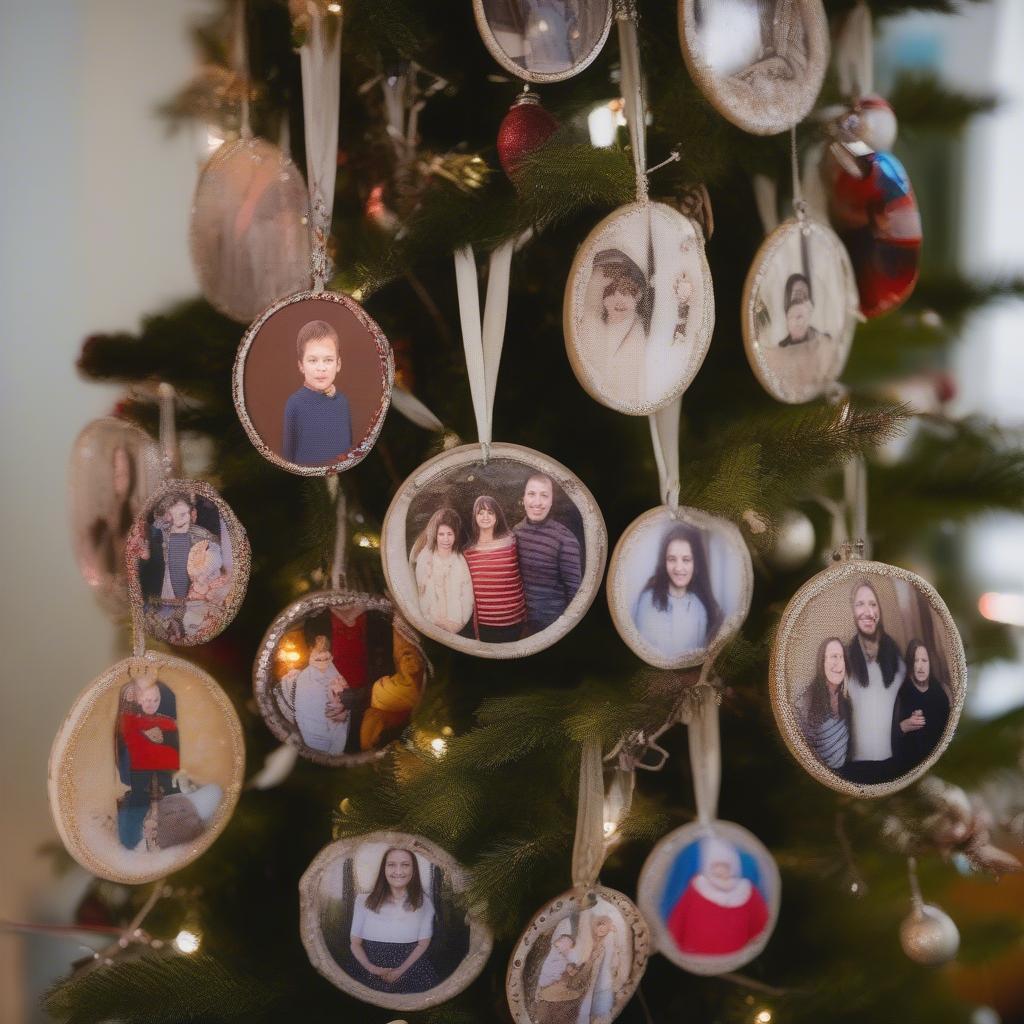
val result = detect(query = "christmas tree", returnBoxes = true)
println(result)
[45,1,1024,1022]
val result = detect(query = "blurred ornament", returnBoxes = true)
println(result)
[900,902,960,966]
[498,90,559,178]
[766,509,816,571]
[191,136,311,323]
[823,97,921,319]
[391,335,415,391]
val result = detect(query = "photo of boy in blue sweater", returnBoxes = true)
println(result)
[282,319,353,466]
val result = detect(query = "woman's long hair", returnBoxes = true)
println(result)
[904,639,938,691]
[594,247,654,337]
[467,495,511,547]
[643,523,723,637]
[365,847,424,913]
[847,579,902,688]
[410,506,463,562]
[806,636,851,729]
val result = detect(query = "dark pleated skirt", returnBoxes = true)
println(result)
[345,939,440,994]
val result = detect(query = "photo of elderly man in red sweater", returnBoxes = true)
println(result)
[514,473,582,635]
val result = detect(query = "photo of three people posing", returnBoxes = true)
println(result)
[410,472,584,644]
[797,579,951,785]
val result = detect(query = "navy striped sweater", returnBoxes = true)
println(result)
[513,517,583,629]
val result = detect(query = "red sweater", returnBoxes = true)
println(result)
[464,540,527,628]
[667,882,769,956]
[120,712,180,771]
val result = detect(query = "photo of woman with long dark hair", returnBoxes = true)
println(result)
[796,637,851,772]
[894,639,950,773]
[411,507,474,634]
[632,523,723,661]
[463,495,527,643]
[346,847,439,994]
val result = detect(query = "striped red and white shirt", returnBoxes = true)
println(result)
[464,539,527,628]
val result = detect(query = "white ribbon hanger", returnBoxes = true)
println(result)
[836,1,874,102]
[649,398,682,513]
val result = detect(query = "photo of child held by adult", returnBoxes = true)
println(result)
[521,898,632,1024]
[134,489,235,644]
[406,462,585,644]
[114,658,224,853]
[314,842,474,999]
[272,605,427,759]
[791,575,956,786]
[567,203,710,414]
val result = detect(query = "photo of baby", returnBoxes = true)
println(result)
[779,567,962,791]
[475,0,611,81]
[130,483,247,646]
[300,833,492,1010]
[258,594,429,764]
[565,202,712,415]
[70,417,162,614]
[681,0,829,135]
[744,219,857,403]
[48,654,244,884]
[608,507,752,670]
[235,292,392,475]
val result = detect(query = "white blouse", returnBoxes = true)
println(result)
[847,649,905,761]
[351,893,435,944]
[633,589,709,660]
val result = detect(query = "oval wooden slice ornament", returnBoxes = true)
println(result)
[742,216,859,404]
[126,479,250,647]
[473,0,614,84]
[48,652,244,884]
[299,831,493,1011]
[254,590,429,767]
[678,0,829,136]
[506,884,649,1024]
[233,290,394,476]
[564,201,714,415]
[607,506,753,670]
[769,558,966,798]
[382,442,607,659]
[638,819,780,975]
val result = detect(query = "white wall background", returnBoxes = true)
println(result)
[0,2,201,1019]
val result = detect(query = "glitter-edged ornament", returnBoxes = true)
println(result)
[900,902,960,966]
[824,98,922,319]
[497,92,559,178]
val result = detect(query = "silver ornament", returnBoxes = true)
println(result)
[767,509,816,571]
[899,903,960,966]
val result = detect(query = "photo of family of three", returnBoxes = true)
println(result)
[791,576,955,786]
[113,658,224,854]
[652,827,775,966]
[315,842,474,1000]
[748,222,854,403]
[615,514,749,666]
[72,419,161,609]
[271,605,427,759]
[133,488,237,644]
[520,897,634,1024]
[478,0,609,78]
[569,203,708,413]
[406,464,586,645]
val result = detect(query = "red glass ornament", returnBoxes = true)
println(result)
[497,91,559,179]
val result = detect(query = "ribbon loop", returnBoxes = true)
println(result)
[299,4,342,291]
[453,239,515,457]
[328,477,347,590]
[836,1,874,101]
[681,681,721,826]
[615,2,647,202]
[571,739,607,890]
[649,397,682,512]
[230,0,251,139]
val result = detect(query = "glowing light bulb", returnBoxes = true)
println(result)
[327,2,342,12]
[588,99,626,148]
[173,929,201,954]
[430,737,448,758]
[755,1011,773,1024]
[978,592,1024,626]
[603,821,617,838]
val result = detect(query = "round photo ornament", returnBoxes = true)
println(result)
[769,555,966,798]
[69,416,164,615]
[742,215,859,404]
[233,289,394,476]
[126,478,251,648]
[678,0,830,136]
[48,652,244,884]
[299,831,493,1011]
[254,589,430,766]
[608,505,753,670]
[472,0,613,84]
[382,442,607,659]
[564,200,714,416]
[506,885,649,1024]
